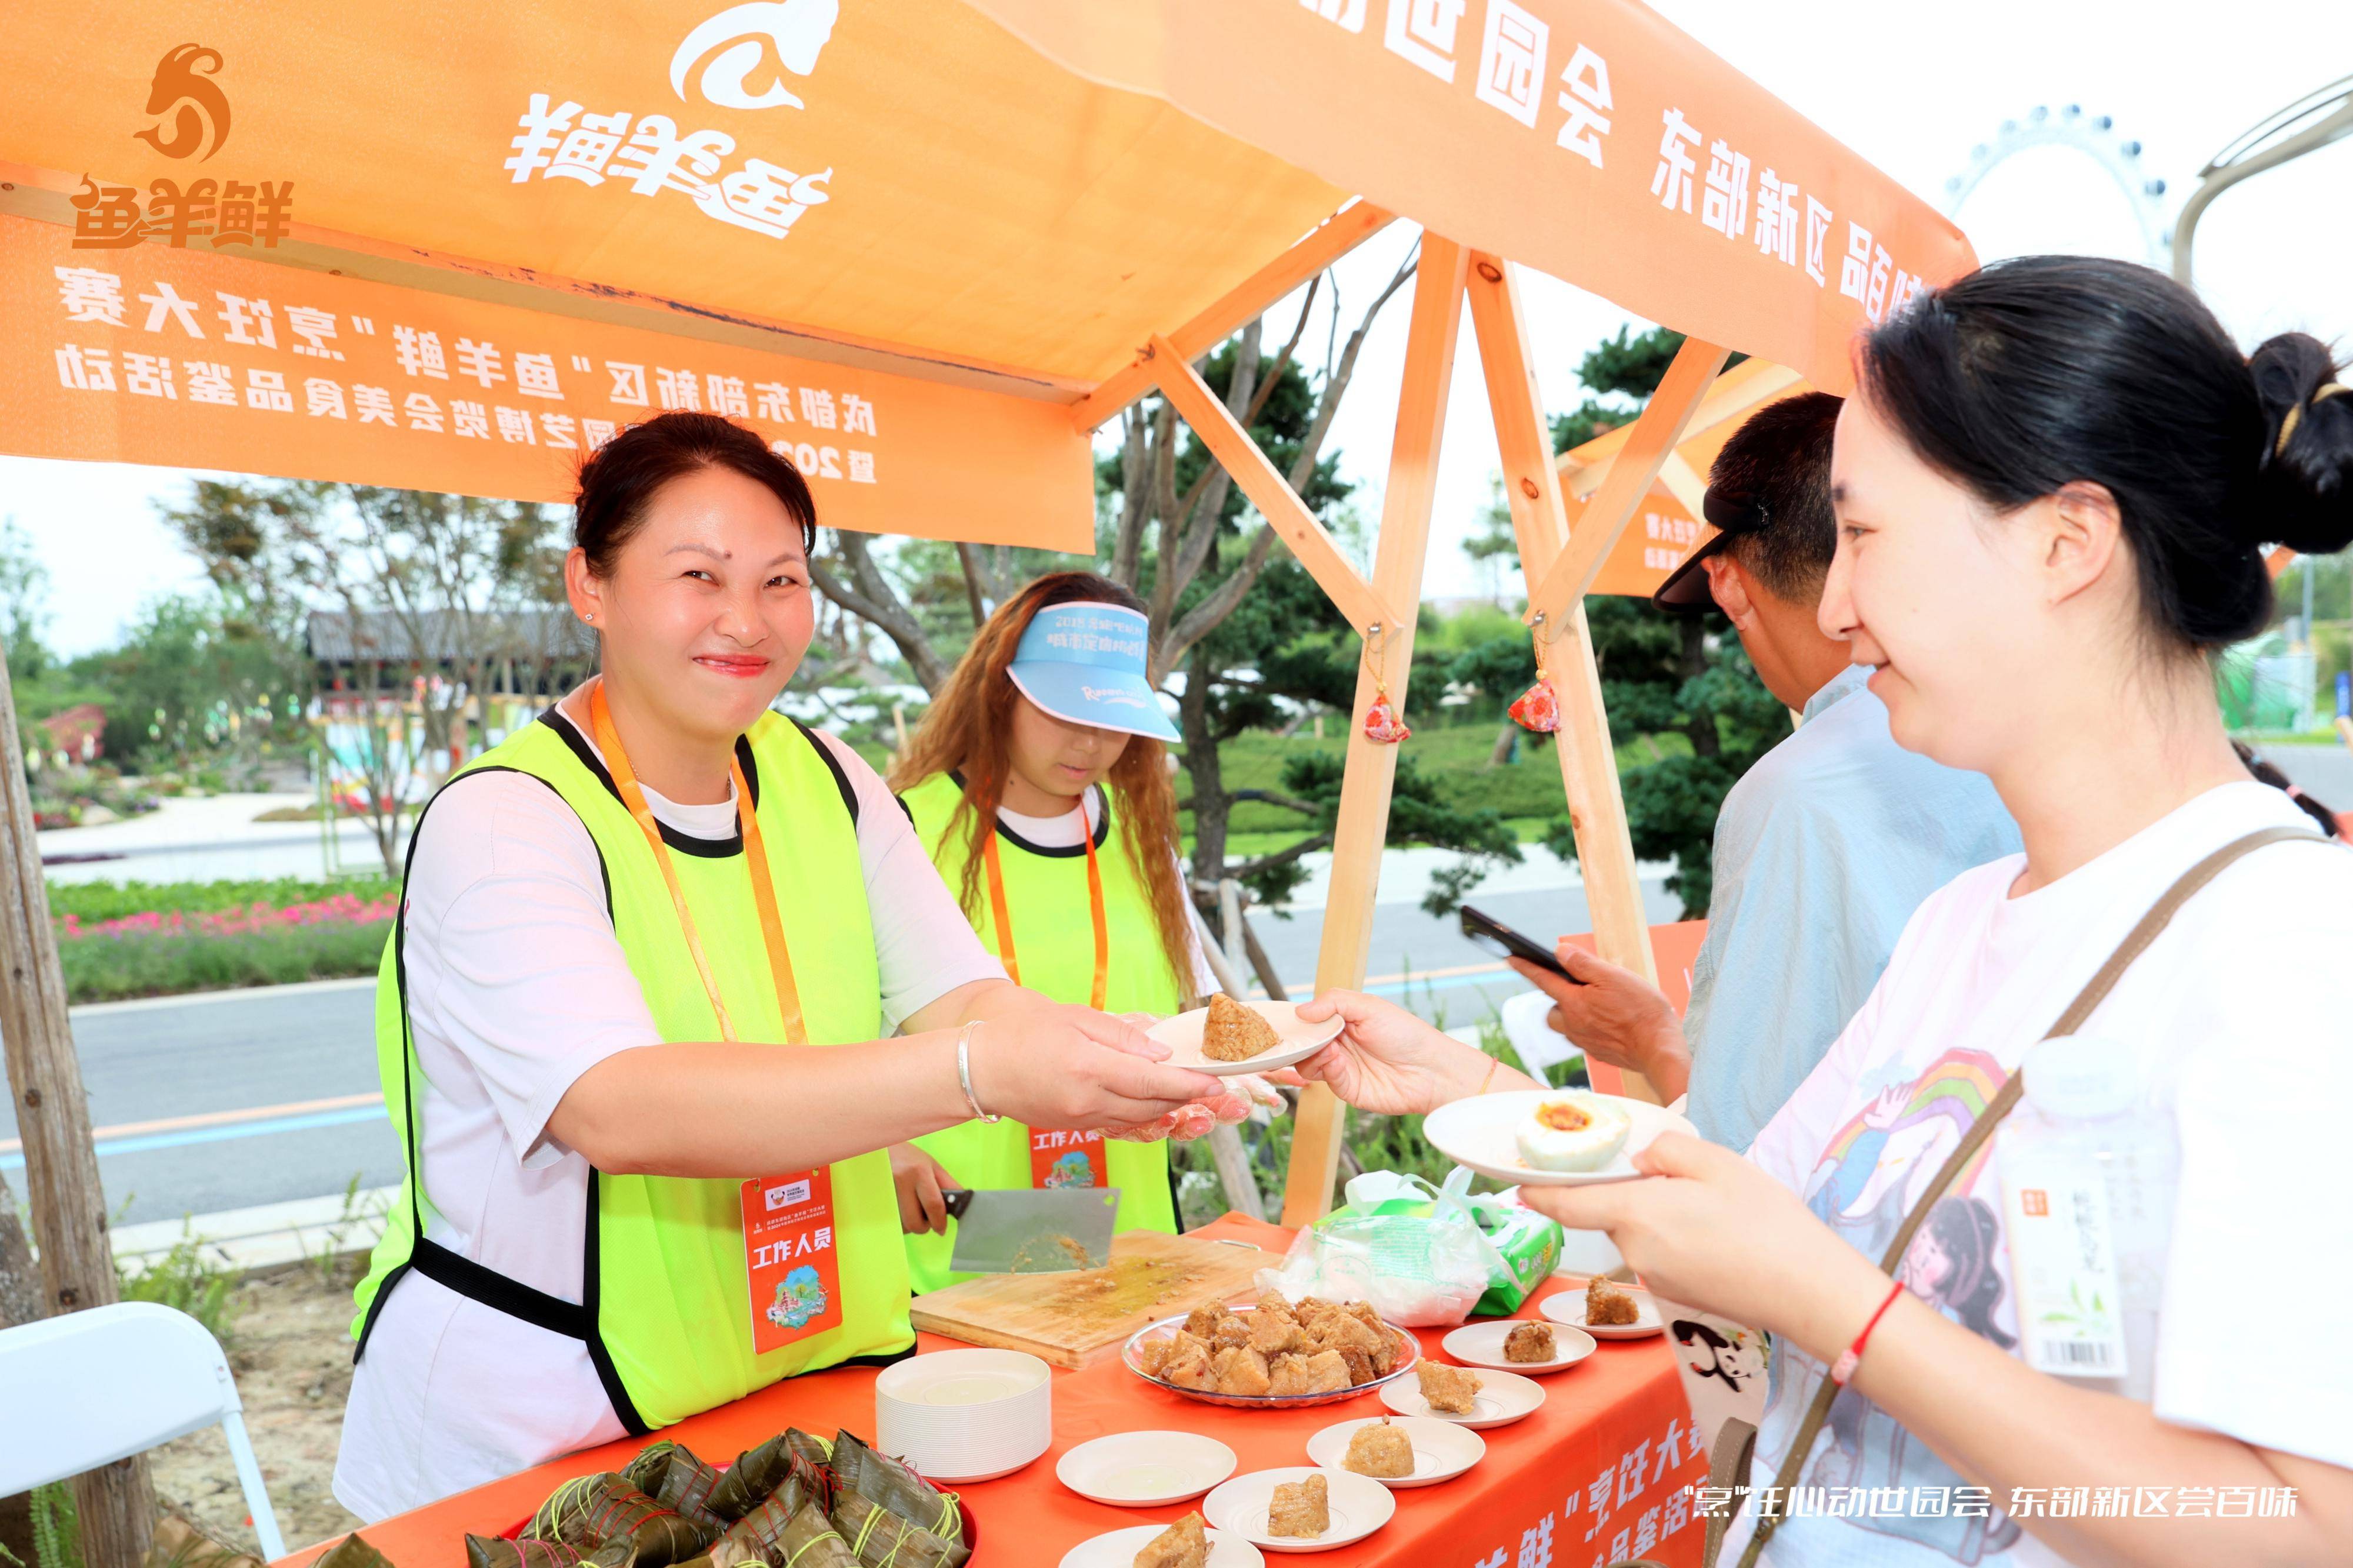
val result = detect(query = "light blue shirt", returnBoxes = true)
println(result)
[1681,664,2020,1152]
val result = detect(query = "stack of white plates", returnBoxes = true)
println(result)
[874,1348,1053,1484]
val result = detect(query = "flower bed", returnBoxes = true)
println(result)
[54,880,400,1003]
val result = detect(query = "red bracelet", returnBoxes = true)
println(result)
[1830,1281,1906,1387]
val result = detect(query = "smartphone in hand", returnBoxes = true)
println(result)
[1458,904,1582,983]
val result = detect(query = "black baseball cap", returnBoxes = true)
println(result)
[1649,487,1768,613]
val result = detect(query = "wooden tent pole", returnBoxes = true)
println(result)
[0,652,155,1562]
[1277,235,1469,1226]
[1149,338,1396,636]
[1465,258,1727,1103]
[1073,202,1397,431]
[1526,332,1732,629]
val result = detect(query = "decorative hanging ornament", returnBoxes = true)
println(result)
[1511,612,1559,732]
[1508,678,1559,733]
[1360,621,1411,745]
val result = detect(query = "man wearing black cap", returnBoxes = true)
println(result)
[1509,392,2019,1150]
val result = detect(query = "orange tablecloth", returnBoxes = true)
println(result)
[284,1216,1705,1567]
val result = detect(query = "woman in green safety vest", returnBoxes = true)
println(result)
[887,573,1247,1295]
[334,415,1220,1519]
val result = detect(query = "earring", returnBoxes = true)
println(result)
[584,613,595,623]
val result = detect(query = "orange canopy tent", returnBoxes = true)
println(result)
[0,6,1971,1535]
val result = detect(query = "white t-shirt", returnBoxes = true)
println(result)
[1727,781,2353,1567]
[333,713,1005,1521]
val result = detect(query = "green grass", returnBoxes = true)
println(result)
[58,921,390,1003]
[48,874,398,924]
[1181,722,1677,838]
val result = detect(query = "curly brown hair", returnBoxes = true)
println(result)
[889,573,1197,1005]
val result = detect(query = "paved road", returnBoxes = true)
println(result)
[6,875,1685,1224]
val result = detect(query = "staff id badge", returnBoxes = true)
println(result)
[742,1170,844,1355]
[1999,1152,2128,1380]
[1029,1127,1108,1190]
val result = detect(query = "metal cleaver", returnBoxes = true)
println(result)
[943,1186,1122,1275]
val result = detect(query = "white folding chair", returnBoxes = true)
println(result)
[0,1301,286,1560]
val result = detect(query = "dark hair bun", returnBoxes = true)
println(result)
[2249,333,2353,555]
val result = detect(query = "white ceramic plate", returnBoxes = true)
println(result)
[1147,1000,1344,1077]
[1058,1431,1238,1507]
[1423,1089,1697,1185]
[1122,1303,1421,1409]
[1439,1320,1597,1374]
[1379,1367,1545,1429]
[1204,1467,1397,1553]
[1303,1416,1484,1488]
[1059,1522,1265,1567]
[1541,1280,1665,1340]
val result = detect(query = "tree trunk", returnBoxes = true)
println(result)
[1679,618,1719,760]
[1488,720,1519,766]
[1179,647,1229,883]
[0,653,156,1565]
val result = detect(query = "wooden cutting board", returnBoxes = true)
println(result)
[909,1228,1278,1369]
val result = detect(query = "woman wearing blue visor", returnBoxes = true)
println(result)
[888,573,1254,1292]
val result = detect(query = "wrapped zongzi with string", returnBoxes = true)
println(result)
[705,1429,831,1523]
[825,1432,967,1568]
[685,1492,856,1568]
[621,1442,728,1533]
[465,1537,586,1568]
[526,1473,714,1566]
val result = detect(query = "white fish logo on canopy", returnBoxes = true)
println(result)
[671,1,841,111]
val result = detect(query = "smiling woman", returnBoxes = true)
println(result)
[1287,259,2353,1566]
[333,413,1224,1521]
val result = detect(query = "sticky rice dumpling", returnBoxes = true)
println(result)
[525,1473,714,1566]
[465,1539,587,1568]
[827,1431,968,1567]
[621,1442,728,1533]
[1201,993,1281,1062]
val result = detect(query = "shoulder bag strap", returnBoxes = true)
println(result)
[1716,824,2330,1568]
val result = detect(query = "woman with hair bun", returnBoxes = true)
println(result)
[1287,258,2353,1564]
[334,413,1220,1517]
[886,572,1247,1293]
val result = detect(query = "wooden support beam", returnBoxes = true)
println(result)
[1527,336,1732,634]
[1465,255,1664,1103]
[1071,202,1397,431]
[0,652,156,1562]
[1557,360,1802,501]
[1149,335,1397,638]
[1278,236,1469,1226]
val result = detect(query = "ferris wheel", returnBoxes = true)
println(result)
[1942,103,2172,267]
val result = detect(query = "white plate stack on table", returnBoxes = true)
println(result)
[1541,1276,1667,1340]
[1422,1088,1697,1186]
[1146,996,1344,1077]
[1059,1519,1265,1567]
[1304,1415,1484,1487]
[1204,1467,1397,1553]
[1379,1366,1546,1429]
[1058,1431,1239,1507]
[1439,1319,1598,1374]
[872,1347,1052,1484]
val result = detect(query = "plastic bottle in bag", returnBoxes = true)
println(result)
[1995,1033,2179,1403]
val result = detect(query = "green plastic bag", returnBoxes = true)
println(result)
[1448,1169,1565,1316]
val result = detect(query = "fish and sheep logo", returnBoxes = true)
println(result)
[74,43,294,249]
[132,42,232,162]
[671,0,839,111]
[1042,1150,1098,1189]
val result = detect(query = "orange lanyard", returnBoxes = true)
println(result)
[981,798,1109,1011]
[587,680,805,1045]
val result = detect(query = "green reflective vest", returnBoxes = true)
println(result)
[350,709,912,1434]
[896,771,1186,1295]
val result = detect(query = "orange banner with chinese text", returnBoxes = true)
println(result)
[0,213,1094,547]
[972,0,1977,394]
[1584,487,1705,599]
